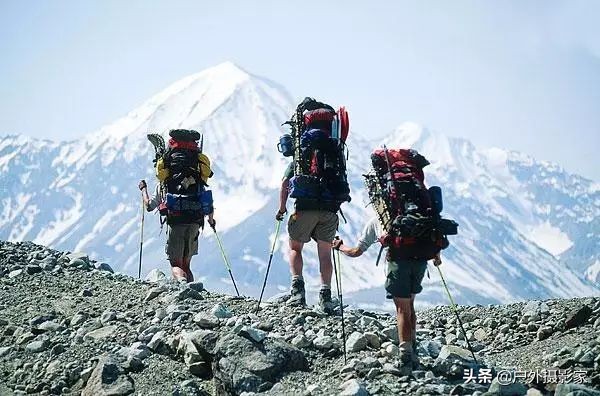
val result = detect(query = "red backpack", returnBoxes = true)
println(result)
[367,147,457,260]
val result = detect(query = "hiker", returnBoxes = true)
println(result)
[333,147,457,372]
[139,129,215,283]
[276,97,351,313]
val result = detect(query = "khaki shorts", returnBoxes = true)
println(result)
[166,224,200,259]
[288,210,338,243]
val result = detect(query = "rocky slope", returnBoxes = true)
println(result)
[0,241,599,396]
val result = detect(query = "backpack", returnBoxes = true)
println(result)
[364,146,458,260]
[280,97,351,211]
[151,129,214,226]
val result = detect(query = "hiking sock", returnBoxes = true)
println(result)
[320,284,330,291]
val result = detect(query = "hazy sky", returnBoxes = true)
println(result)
[1,0,599,179]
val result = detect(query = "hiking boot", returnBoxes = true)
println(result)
[287,278,306,306]
[398,341,415,375]
[412,339,420,368]
[411,351,420,369]
[318,288,336,314]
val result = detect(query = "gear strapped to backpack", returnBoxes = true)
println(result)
[364,146,458,260]
[148,129,214,226]
[278,97,351,212]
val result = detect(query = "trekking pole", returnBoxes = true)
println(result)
[255,219,282,314]
[435,261,478,364]
[138,197,145,279]
[332,245,347,364]
[211,225,240,297]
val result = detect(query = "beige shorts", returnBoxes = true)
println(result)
[288,210,339,243]
[166,224,200,259]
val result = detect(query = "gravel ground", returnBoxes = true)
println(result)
[0,240,598,396]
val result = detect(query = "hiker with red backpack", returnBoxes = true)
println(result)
[332,147,458,374]
[139,129,215,283]
[276,97,351,313]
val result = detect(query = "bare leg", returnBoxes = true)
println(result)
[393,297,414,344]
[289,239,304,277]
[316,240,333,287]
[170,258,187,281]
[182,256,193,282]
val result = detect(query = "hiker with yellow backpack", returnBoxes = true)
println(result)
[139,129,215,283]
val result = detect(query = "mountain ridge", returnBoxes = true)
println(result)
[0,62,598,310]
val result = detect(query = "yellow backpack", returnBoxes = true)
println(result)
[155,153,213,185]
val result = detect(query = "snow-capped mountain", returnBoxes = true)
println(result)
[1,62,597,309]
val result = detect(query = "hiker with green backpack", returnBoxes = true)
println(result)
[275,97,351,313]
[332,147,458,374]
[139,129,215,283]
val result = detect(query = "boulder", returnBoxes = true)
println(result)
[193,313,219,329]
[554,383,600,396]
[144,286,167,302]
[26,264,42,275]
[346,332,368,352]
[212,332,308,395]
[433,345,476,379]
[145,269,167,283]
[211,303,233,319]
[25,338,49,353]
[188,281,204,292]
[182,329,219,361]
[487,377,528,396]
[85,325,117,341]
[339,379,369,396]
[82,355,134,396]
[94,262,114,273]
[238,326,267,343]
[364,332,381,349]
[128,342,151,360]
[313,336,333,350]
[536,326,553,341]
[175,288,203,301]
[291,335,311,348]
[565,305,592,329]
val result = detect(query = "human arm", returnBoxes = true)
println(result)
[332,219,380,258]
[207,211,216,229]
[332,238,364,257]
[277,178,289,220]
[139,180,158,211]
[276,163,293,220]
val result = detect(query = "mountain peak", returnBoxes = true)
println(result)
[199,61,251,84]
[387,122,426,147]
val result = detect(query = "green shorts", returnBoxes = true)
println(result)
[166,224,200,259]
[287,210,338,243]
[385,259,428,299]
